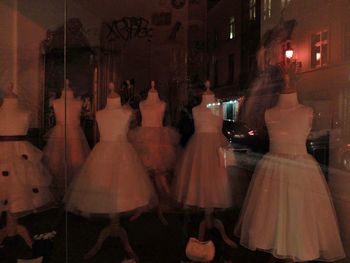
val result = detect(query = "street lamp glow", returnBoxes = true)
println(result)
[285,49,294,59]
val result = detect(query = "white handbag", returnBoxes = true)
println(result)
[185,237,215,262]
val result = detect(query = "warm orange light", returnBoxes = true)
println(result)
[316,52,321,61]
[285,49,294,59]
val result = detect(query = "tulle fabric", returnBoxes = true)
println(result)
[128,126,180,173]
[43,124,90,189]
[66,140,156,216]
[172,132,232,209]
[0,141,53,216]
[235,153,345,262]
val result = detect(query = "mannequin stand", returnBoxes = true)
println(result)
[129,171,171,226]
[267,256,305,263]
[198,209,237,248]
[84,217,138,262]
[0,212,32,248]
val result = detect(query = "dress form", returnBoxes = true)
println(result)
[44,81,89,201]
[79,82,141,261]
[199,81,236,248]
[130,81,177,225]
[173,80,236,248]
[0,84,43,248]
[235,73,345,262]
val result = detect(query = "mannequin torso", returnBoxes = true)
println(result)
[265,92,313,155]
[52,90,82,126]
[97,97,131,141]
[193,94,222,133]
[139,91,166,128]
[0,98,30,135]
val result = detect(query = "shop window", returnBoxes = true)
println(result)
[281,0,291,8]
[311,30,329,68]
[249,0,257,21]
[229,16,235,39]
[263,0,272,20]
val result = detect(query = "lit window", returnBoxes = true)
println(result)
[263,0,272,20]
[311,30,329,68]
[281,0,291,8]
[229,17,235,39]
[249,0,256,21]
[345,23,350,60]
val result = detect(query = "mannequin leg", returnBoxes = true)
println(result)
[155,173,171,195]
[85,217,137,261]
[198,209,237,248]
[0,213,32,248]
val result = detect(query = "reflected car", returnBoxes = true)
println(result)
[222,120,268,152]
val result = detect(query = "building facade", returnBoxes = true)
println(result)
[207,0,261,99]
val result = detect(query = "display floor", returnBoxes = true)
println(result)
[0,207,278,263]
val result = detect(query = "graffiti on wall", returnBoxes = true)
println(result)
[104,17,152,42]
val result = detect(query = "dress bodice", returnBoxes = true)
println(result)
[53,98,82,126]
[96,108,131,142]
[140,102,165,128]
[265,105,313,155]
[0,99,30,136]
[193,106,223,133]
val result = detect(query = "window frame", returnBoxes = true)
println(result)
[311,29,329,69]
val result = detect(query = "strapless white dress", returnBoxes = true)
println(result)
[172,106,232,209]
[66,107,156,216]
[235,105,345,262]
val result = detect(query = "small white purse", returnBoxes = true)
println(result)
[185,237,215,262]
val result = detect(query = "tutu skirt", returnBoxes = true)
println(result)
[0,141,53,216]
[172,132,232,209]
[43,124,90,192]
[128,126,180,173]
[66,140,156,216]
[235,153,345,262]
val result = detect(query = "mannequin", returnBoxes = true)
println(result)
[129,80,180,225]
[43,79,90,201]
[0,83,53,248]
[172,80,236,248]
[235,68,345,263]
[66,82,155,261]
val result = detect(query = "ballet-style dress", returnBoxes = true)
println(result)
[128,102,180,174]
[0,98,53,216]
[43,95,90,195]
[235,104,345,262]
[66,99,156,216]
[172,104,232,209]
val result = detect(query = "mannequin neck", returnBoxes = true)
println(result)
[276,92,299,109]
[1,98,20,110]
[62,89,75,99]
[145,91,161,104]
[106,97,122,109]
[201,94,216,107]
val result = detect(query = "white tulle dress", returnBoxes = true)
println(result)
[128,100,179,174]
[235,104,345,262]
[172,103,232,209]
[43,93,90,196]
[66,99,156,216]
[0,98,53,216]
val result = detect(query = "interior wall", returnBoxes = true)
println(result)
[0,0,102,128]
